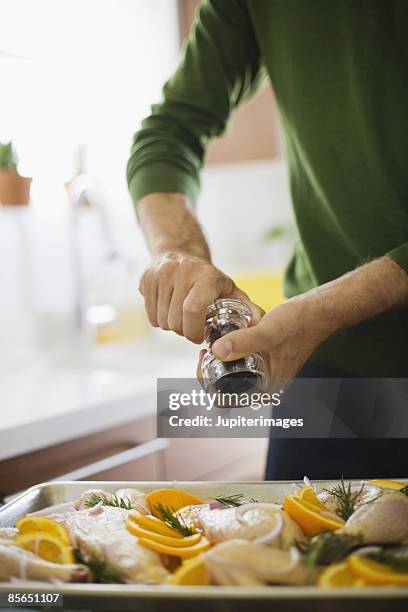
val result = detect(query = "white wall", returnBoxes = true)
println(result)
[198,159,293,275]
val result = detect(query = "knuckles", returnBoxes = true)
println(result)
[182,300,204,316]
[140,257,232,344]
[185,330,204,344]
[168,321,183,335]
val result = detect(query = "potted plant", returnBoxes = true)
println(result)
[0,142,32,205]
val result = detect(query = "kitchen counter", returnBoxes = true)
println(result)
[0,332,197,462]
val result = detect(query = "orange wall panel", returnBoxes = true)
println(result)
[178,0,281,163]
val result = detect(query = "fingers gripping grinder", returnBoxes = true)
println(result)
[201,299,267,404]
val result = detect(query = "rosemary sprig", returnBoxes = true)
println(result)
[324,478,364,521]
[299,531,361,570]
[399,485,408,496]
[84,492,132,510]
[76,550,125,584]
[156,503,194,537]
[213,494,258,508]
[367,546,408,573]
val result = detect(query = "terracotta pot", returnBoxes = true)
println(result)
[0,170,32,206]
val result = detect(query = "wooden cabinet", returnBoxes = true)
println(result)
[0,417,267,502]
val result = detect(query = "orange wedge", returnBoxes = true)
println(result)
[14,531,75,564]
[170,555,209,585]
[146,489,205,517]
[138,535,211,559]
[128,512,183,539]
[15,515,71,545]
[283,494,344,536]
[348,556,408,586]
[318,562,366,587]
[126,520,201,547]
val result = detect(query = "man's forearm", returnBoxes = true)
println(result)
[298,256,408,341]
[210,256,408,379]
[137,192,211,261]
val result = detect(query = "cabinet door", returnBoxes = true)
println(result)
[56,439,168,482]
[164,438,268,481]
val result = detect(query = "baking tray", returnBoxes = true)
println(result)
[0,480,407,612]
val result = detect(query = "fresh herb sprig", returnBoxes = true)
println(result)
[76,550,125,584]
[299,531,361,570]
[400,485,408,496]
[367,546,408,573]
[213,494,258,508]
[84,492,132,510]
[156,503,194,537]
[324,479,364,521]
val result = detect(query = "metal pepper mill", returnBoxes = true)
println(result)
[200,298,267,404]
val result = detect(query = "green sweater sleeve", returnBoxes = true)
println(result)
[387,243,408,276]
[127,0,264,205]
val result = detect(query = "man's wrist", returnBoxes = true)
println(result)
[290,291,340,346]
[152,248,211,264]
[137,192,212,262]
[294,256,408,342]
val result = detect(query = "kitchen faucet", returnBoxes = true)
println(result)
[67,174,118,335]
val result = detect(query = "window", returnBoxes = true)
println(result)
[0,0,179,213]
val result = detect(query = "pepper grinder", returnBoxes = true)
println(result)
[200,298,267,403]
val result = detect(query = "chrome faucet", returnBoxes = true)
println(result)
[67,175,118,334]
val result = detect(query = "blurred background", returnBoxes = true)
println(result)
[0,0,294,500]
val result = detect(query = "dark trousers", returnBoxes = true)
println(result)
[265,362,408,480]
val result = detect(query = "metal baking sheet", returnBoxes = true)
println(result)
[0,480,407,612]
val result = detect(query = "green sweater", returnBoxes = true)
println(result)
[127,0,408,377]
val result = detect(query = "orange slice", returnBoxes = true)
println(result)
[14,531,75,564]
[146,489,205,517]
[283,494,344,536]
[138,535,211,559]
[128,512,183,539]
[126,520,201,547]
[297,486,327,509]
[318,562,366,587]
[15,515,71,545]
[369,479,407,491]
[170,555,209,585]
[348,555,408,586]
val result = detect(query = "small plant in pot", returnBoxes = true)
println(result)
[0,142,32,206]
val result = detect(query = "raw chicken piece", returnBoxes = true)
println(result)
[75,489,115,510]
[0,528,18,543]
[115,488,149,514]
[205,539,307,586]
[177,503,304,548]
[65,505,168,584]
[0,544,90,583]
[318,482,381,514]
[342,491,408,544]
[75,488,148,515]
[29,502,77,525]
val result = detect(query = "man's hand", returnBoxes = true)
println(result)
[140,250,263,343]
[199,256,408,383]
[196,296,328,386]
[210,298,330,384]
[136,193,263,343]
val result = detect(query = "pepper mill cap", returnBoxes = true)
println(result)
[205,298,252,322]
